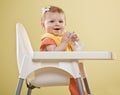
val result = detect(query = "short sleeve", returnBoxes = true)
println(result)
[40,38,56,51]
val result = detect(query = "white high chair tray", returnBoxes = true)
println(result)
[32,51,112,60]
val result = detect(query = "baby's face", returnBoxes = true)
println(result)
[42,12,65,36]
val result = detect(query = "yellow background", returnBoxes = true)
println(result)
[0,0,120,95]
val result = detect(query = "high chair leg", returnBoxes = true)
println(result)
[26,81,35,95]
[76,78,84,95]
[83,78,91,95]
[16,78,24,95]
[72,62,84,95]
[79,62,92,94]
[27,88,32,95]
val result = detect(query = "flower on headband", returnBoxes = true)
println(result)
[42,6,51,15]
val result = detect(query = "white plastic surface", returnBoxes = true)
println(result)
[32,51,112,60]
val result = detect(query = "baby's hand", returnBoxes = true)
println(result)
[61,32,71,43]
[70,32,79,42]
[70,32,83,51]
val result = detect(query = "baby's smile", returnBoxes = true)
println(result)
[54,28,60,30]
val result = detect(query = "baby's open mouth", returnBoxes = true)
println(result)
[54,28,60,30]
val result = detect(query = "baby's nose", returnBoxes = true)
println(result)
[55,21,60,25]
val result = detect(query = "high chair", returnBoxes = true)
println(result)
[15,23,113,95]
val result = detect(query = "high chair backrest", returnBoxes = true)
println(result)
[16,23,33,72]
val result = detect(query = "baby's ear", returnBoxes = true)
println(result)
[41,23,45,29]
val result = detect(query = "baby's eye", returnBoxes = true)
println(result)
[59,20,63,23]
[50,20,55,23]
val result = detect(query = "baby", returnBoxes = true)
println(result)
[40,6,89,95]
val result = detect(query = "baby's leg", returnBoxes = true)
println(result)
[69,78,80,95]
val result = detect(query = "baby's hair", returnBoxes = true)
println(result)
[41,6,65,22]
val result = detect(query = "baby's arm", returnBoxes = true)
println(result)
[46,41,68,51]
[46,32,71,51]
